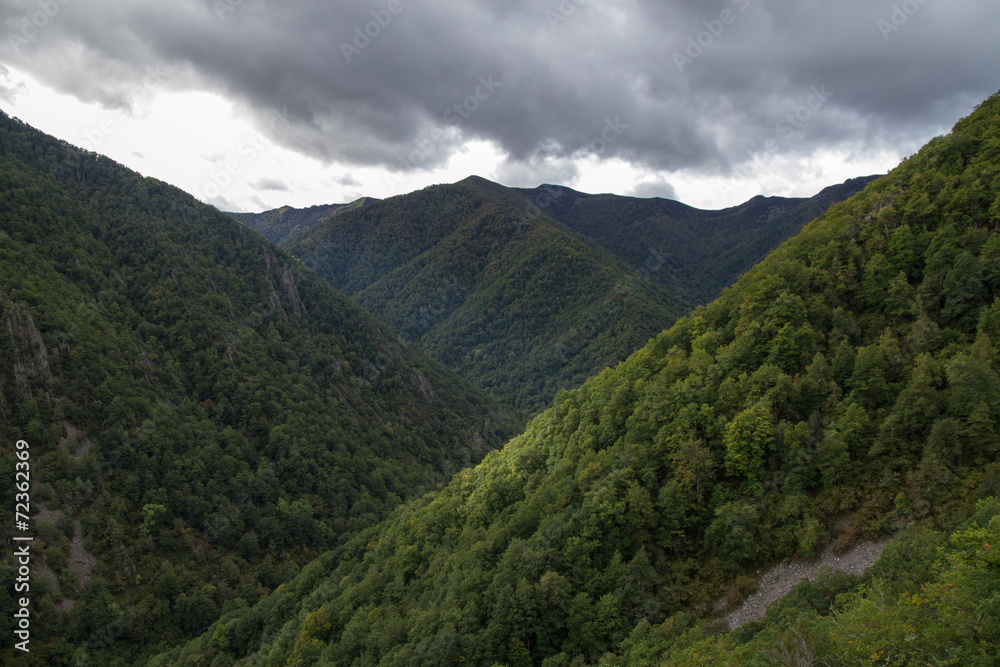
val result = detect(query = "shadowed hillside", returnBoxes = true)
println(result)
[239,177,868,419]
[0,111,516,665]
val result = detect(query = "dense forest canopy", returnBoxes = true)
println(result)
[228,199,376,247]
[281,182,687,419]
[254,176,867,421]
[515,175,879,305]
[152,91,1000,666]
[0,111,516,665]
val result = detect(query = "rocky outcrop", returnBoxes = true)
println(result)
[278,267,306,317]
[2,294,50,383]
[0,294,52,414]
[721,539,890,629]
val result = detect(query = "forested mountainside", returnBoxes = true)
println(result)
[240,177,869,421]
[228,198,376,247]
[280,182,688,419]
[157,92,1000,666]
[517,175,879,305]
[0,111,516,665]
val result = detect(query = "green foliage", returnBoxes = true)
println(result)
[277,179,688,419]
[705,500,760,569]
[723,403,774,495]
[520,175,878,305]
[646,499,1000,665]
[0,111,516,664]
[141,503,167,536]
[258,176,869,421]
[156,92,1000,667]
[229,198,374,247]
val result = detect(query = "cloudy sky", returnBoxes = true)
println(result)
[1,0,998,212]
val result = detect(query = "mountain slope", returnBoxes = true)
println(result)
[518,175,879,305]
[241,178,871,420]
[281,181,689,418]
[158,92,1000,666]
[228,197,376,246]
[0,112,515,665]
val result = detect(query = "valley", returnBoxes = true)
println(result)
[2,79,999,667]
[234,175,873,419]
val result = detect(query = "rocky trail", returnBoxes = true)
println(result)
[723,539,890,629]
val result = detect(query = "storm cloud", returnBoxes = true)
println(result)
[2,0,998,183]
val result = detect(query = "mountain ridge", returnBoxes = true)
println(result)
[0,110,516,664]
[514,174,882,304]
[227,197,377,246]
[280,179,689,418]
[234,176,873,418]
[156,91,1000,667]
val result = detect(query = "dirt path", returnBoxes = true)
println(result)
[724,539,889,629]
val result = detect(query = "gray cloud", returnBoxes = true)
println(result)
[629,177,678,201]
[251,177,290,192]
[2,0,998,181]
[0,64,26,104]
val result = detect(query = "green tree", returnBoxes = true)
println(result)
[141,503,168,537]
[723,402,774,495]
[705,500,760,572]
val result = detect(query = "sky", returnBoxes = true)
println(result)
[1,0,998,213]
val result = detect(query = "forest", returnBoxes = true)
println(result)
[249,175,867,420]
[3,80,1000,665]
[283,181,687,419]
[146,93,1000,665]
[514,175,877,305]
[0,110,516,665]
[228,199,375,248]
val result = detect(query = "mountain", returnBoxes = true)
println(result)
[516,175,879,305]
[0,112,515,665]
[157,92,1000,666]
[239,177,868,419]
[280,180,689,419]
[227,197,376,246]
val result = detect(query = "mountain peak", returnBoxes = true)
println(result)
[156,90,1000,667]
[459,174,499,187]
